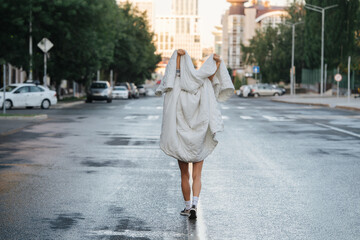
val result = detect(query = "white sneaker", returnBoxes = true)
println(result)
[180,208,190,216]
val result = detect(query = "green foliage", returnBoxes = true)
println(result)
[304,0,359,70]
[242,1,305,83]
[0,0,160,91]
[242,0,359,83]
[233,75,241,89]
[111,2,161,85]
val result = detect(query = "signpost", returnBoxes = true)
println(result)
[253,66,260,83]
[37,38,54,86]
[334,73,342,99]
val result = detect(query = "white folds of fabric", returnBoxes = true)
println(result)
[156,50,234,163]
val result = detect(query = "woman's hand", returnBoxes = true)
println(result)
[177,49,185,56]
[213,54,221,63]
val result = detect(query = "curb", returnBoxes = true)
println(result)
[335,106,360,112]
[271,99,330,107]
[271,99,360,112]
[0,114,48,120]
[54,101,85,109]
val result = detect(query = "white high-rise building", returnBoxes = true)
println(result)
[155,0,201,60]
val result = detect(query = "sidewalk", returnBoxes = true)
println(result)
[272,94,360,111]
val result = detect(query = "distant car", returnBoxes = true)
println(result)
[86,81,112,103]
[118,82,132,99]
[249,84,283,97]
[0,83,57,109]
[271,85,286,95]
[112,86,129,99]
[137,85,146,96]
[146,88,155,97]
[130,83,139,99]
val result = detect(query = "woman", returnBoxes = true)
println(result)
[156,49,234,220]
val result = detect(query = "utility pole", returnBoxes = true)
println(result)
[348,56,351,102]
[286,21,303,96]
[305,3,337,97]
[3,64,6,114]
[29,0,33,81]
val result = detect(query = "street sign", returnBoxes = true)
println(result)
[334,73,342,82]
[37,38,53,53]
[253,66,260,74]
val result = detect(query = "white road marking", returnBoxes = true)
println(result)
[147,115,160,120]
[222,116,229,120]
[156,106,163,109]
[221,106,229,110]
[240,116,253,120]
[124,106,132,109]
[262,115,294,122]
[315,123,360,138]
[124,116,137,120]
[237,106,246,109]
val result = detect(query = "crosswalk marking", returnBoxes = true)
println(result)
[240,116,253,120]
[147,115,160,120]
[262,115,294,122]
[222,116,229,120]
[124,116,137,120]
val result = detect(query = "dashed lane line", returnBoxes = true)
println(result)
[240,116,253,120]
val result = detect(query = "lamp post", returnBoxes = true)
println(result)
[286,21,303,96]
[304,3,337,96]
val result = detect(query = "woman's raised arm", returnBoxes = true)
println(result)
[208,54,221,81]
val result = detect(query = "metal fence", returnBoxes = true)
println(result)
[301,68,360,92]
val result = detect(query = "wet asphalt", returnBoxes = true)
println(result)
[0,96,360,240]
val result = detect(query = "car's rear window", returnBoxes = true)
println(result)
[114,87,126,91]
[91,83,107,89]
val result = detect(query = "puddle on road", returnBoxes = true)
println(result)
[105,137,158,146]
[115,218,151,233]
[45,213,84,230]
[81,159,137,168]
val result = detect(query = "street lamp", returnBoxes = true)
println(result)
[285,21,303,96]
[304,3,337,96]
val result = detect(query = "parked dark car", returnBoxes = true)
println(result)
[86,81,112,103]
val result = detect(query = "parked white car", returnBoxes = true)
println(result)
[0,83,57,109]
[112,86,129,99]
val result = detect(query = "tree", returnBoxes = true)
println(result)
[241,1,305,83]
[0,0,160,94]
[304,0,359,70]
[111,2,161,85]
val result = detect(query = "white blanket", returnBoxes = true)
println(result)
[156,50,234,162]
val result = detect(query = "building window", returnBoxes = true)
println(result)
[194,35,200,43]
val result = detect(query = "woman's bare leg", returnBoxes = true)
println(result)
[178,160,190,201]
[192,160,204,197]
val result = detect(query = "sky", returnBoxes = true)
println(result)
[154,0,290,47]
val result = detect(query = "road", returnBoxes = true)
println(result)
[0,96,359,240]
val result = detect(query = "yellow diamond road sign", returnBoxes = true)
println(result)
[37,38,53,53]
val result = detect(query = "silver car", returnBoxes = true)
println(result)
[250,84,282,97]
[86,81,112,103]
